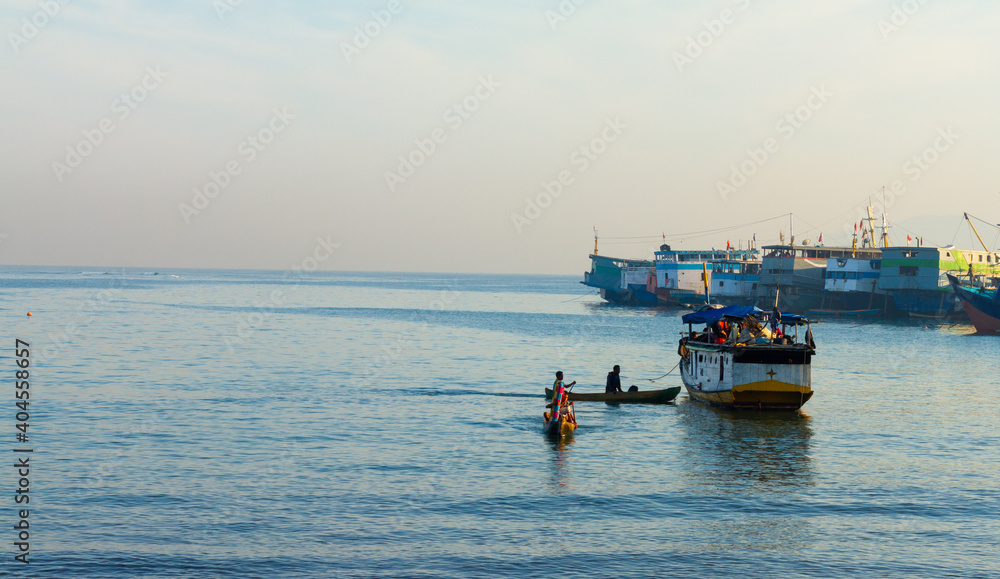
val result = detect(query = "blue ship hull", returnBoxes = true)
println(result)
[583,254,658,306]
[885,289,961,317]
[947,274,1000,334]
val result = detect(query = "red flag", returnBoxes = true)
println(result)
[818,233,823,243]
[907,235,912,242]
[854,223,858,233]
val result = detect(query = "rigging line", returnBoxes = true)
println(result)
[792,208,859,239]
[644,359,681,381]
[790,213,821,235]
[965,212,1000,231]
[603,213,789,242]
[950,217,964,246]
[561,291,598,303]
[891,222,944,248]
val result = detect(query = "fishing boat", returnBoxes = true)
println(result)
[678,305,816,410]
[755,243,881,313]
[543,383,578,437]
[544,385,680,404]
[947,274,1000,334]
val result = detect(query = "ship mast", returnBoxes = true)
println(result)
[862,202,877,248]
[879,187,891,248]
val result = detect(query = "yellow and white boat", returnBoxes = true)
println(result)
[678,306,815,410]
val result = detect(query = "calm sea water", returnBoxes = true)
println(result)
[2,267,999,578]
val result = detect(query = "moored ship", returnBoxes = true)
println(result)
[678,305,815,410]
[651,245,756,306]
[877,246,989,317]
[582,253,657,305]
[755,244,881,313]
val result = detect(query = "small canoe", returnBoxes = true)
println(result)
[544,386,680,404]
[543,415,577,437]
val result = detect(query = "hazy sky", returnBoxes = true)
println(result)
[2,0,999,274]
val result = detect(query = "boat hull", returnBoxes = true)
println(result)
[947,274,1000,334]
[680,343,813,410]
[684,379,814,410]
[542,416,576,437]
[544,386,680,404]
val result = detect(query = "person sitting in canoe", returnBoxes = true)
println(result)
[605,365,622,394]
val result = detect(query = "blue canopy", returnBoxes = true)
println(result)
[682,305,762,325]
[682,306,811,325]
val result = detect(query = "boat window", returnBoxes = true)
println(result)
[900,266,918,276]
[718,281,724,287]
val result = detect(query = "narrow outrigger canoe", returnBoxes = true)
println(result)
[544,386,680,404]
[543,414,577,437]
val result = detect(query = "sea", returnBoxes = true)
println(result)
[2,267,999,578]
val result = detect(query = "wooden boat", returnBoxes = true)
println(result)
[544,382,578,438]
[543,413,577,437]
[678,305,816,410]
[544,386,680,404]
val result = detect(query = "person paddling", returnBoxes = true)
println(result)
[552,370,576,393]
[605,365,622,394]
[547,371,577,423]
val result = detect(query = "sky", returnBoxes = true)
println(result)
[1,0,999,274]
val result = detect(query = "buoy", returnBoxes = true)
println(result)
[26,312,32,317]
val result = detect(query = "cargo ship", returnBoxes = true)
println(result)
[755,244,881,313]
